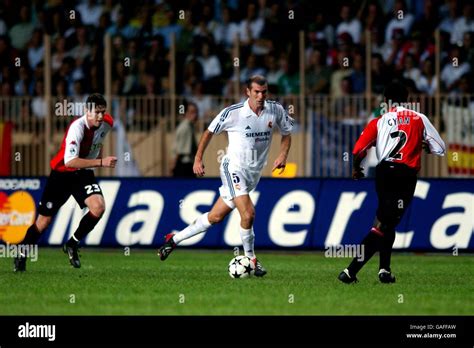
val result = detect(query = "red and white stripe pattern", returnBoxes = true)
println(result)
[353,107,445,171]
[50,114,113,172]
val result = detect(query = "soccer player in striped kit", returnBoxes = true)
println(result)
[339,82,446,284]
[158,75,294,277]
[14,93,117,272]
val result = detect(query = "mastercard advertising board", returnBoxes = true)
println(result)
[0,180,38,244]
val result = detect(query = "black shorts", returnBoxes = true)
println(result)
[375,161,418,228]
[38,170,103,216]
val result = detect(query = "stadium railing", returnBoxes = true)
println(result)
[1,94,470,178]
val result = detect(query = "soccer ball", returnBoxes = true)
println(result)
[228,255,255,278]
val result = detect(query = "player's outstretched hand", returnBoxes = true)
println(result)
[352,167,365,180]
[193,159,205,177]
[102,156,117,168]
[272,156,287,175]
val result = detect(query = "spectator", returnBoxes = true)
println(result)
[76,0,104,28]
[0,11,6,36]
[28,29,44,69]
[71,79,86,114]
[350,53,366,94]
[144,36,169,93]
[176,10,195,53]
[197,42,222,93]
[371,53,392,94]
[384,0,415,44]
[53,57,75,96]
[182,58,203,97]
[9,5,34,50]
[411,0,439,41]
[382,28,405,67]
[14,66,30,96]
[252,2,283,56]
[0,36,13,69]
[464,31,474,68]
[307,12,335,48]
[417,58,438,96]
[306,49,332,94]
[93,12,111,45]
[331,52,353,98]
[171,101,198,178]
[359,0,385,44]
[52,37,68,72]
[278,55,299,95]
[439,0,459,39]
[213,7,239,49]
[156,8,182,49]
[451,3,474,45]
[238,3,264,47]
[71,57,86,82]
[266,55,284,94]
[402,53,421,82]
[193,8,214,42]
[370,27,386,57]
[441,46,471,92]
[336,3,362,44]
[69,26,91,60]
[103,0,122,23]
[190,82,213,120]
[31,80,47,119]
[107,10,137,40]
[398,31,435,70]
[239,53,266,83]
[55,79,67,99]
[334,76,353,117]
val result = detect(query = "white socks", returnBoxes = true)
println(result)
[173,213,212,245]
[240,226,255,259]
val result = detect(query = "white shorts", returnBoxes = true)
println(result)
[219,156,261,209]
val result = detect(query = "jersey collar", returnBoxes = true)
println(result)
[243,99,267,118]
[83,114,100,131]
[83,114,92,129]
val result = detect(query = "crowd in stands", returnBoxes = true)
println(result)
[1,0,474,119]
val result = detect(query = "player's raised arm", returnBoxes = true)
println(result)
[193,129,213,177]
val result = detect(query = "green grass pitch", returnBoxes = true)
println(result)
[0,248,473,315]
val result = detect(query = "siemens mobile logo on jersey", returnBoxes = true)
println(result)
[246,131,271,137]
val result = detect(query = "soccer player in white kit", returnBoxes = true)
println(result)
[158,75,294,276]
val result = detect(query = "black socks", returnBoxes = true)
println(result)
[67,211,101,246]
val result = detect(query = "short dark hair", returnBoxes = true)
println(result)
[86,93,107,108]
[184,100,198,112]
[383,81,408,104]
[246,75,267,89]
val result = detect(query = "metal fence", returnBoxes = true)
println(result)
[2,93,472,178]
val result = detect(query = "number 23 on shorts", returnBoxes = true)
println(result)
[84,184,101,194]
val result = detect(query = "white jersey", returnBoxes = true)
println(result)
[208,99,294,172]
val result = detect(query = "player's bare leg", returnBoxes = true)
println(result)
[14,215,52,272]
[158,197,232,261]
[63,194,105,268]
[233,195,266,277]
